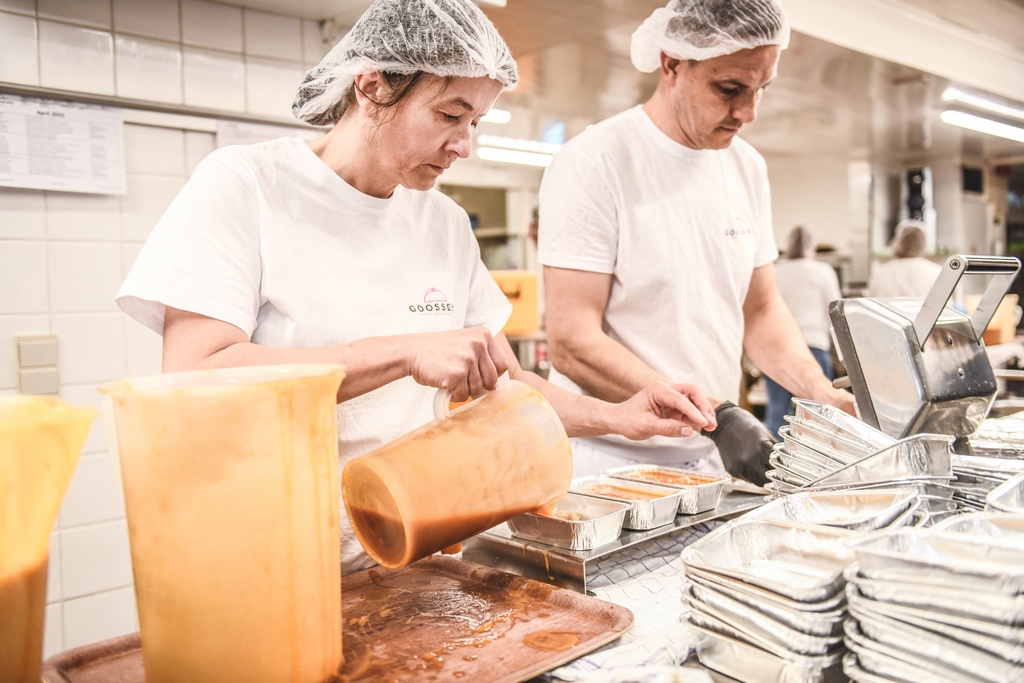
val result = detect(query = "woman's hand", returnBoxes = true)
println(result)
[606,382,717,440]
[405,327,510,401]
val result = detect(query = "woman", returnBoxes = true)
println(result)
[867,220,942,298]
[763,226,841,437]
[116,0,715,572]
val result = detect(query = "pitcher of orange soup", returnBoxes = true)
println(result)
[100,365,345,683]
[342,375,572,569]
[0,396,95,683]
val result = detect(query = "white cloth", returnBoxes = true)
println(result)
[773,257,841,351]
[116,137,512,572]
[538,106,778,471]
[866,257,942,299]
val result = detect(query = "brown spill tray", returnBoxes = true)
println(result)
[42,556,633,683]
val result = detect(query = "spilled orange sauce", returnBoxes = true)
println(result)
[523,630,581,652]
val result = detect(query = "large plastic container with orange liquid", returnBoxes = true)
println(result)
[342,376,572,569]
[100,365,345,683]
[0,396,95,683]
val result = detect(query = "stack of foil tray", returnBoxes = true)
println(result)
[843,519,1024,682]
[679,519,856,683]
[766,400,962,526]
[970,411,1024,459]
[988,472,1024,513]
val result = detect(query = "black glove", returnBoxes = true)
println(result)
[701,401,779,487]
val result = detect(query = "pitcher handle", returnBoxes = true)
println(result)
[432,372,512,420]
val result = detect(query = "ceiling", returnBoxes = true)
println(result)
[223,0,1024,164]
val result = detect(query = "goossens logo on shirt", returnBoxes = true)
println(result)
[408,288,454,315]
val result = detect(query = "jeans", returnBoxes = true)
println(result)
[764,347,834,439]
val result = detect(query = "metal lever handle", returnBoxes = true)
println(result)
[912,254,1021,349]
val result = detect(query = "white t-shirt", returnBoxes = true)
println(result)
[774,257,841,351]
[867,257,942,299]
[537,106,778,471]
[117,137,512,572]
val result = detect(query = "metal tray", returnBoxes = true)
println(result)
[806,434,954,488]
[686,620,845,683]
[778,429,852,467]
[844,618,990,683]
[932,510,1024,541]
[744,488,917,531]
[770,448,833,481]
[605,465,728,514]
[506,492,629,551]
[842,652,900,683]
[680,519,857,603]
[785,416,878,459]
[988,473,1024,513]
[569,475,681,530]
[849,527,1024,595]
[792,399,897,450]
[685,565,848,613]
[846,581,1024,662]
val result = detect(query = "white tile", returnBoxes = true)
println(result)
[0,12,39,84]
[124,315,161,376]
[302,18,329,66]
[115,34,182,104]
[0,241,48,314]
[112,0,178,41]
[60,453,125,527]
[121,242,142,274]
[182,46,245,111]
[0,314,51,390]
[0,0,35,16]
[244,8,300,61]
[59,382,107,455]
[0,187,46,238]
[63,586,137,649]
[38,20,114,95]
[184,130,215,174]
[181,0,240,52]
[119,175,184,242]
[38,0,110,28]
[245,57,303,119]
[48,242,122,313]
[123,124,185,176]
[51,313,125,384]
[45,192,119,241]
[60,519,133,598]
[47,530,61,603]
[44,603,63,658]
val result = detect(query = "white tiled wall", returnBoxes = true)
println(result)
[0,0,332,659]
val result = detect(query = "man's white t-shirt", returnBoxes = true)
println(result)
[537,106,778,472]
[774,257,841,352]
[116,137,512,572]
[867,257,942,299]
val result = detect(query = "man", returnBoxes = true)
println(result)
[537,0,854,485]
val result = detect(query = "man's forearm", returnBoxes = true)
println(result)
[548,328,669,403]
[743,296,831,398]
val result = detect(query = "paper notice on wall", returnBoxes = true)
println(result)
[0,93,126,195]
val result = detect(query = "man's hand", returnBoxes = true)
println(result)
[808,380,857,417]
[607,382,717,440]
[701,401,778,486]
[406,327,510,402]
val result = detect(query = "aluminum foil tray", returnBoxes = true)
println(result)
[842,652,898,683]
[604,465,728,514]
[779,429,852,467]
[807,434,954,488]
[680,519,856,602]
[745,488,918,531]
[844,620,987,683]
[685,564,848,613]
[784,418,875,461]
[955,454,1024,477]
[569,475,681,531]
[792,399,897,451]
[846,581,1024,662]
[771,447,833,481]
[988,473,1024,513]
[686,619,845,683]
[506,492,629,551]
[932,510,1024,541]
[849,602,1018,682]
[850,528,1024,595]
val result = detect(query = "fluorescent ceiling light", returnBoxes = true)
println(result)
[942,87,1024,123]
[940,109,1024,144]
[480,108,511,124]
[477,147,553,167]
[477,134,562,154]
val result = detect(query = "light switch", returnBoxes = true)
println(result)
[19,367,60,395]
[18,335,58,368]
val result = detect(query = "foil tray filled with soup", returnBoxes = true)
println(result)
[505,492,629,551]
[569,475,681,530]
[604,465,729,514]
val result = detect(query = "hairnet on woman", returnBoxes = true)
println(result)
[116,0,718,574]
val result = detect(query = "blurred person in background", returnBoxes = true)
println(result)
[538,0,854,486]
[867,219,941,298]
[763,226,841,437]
